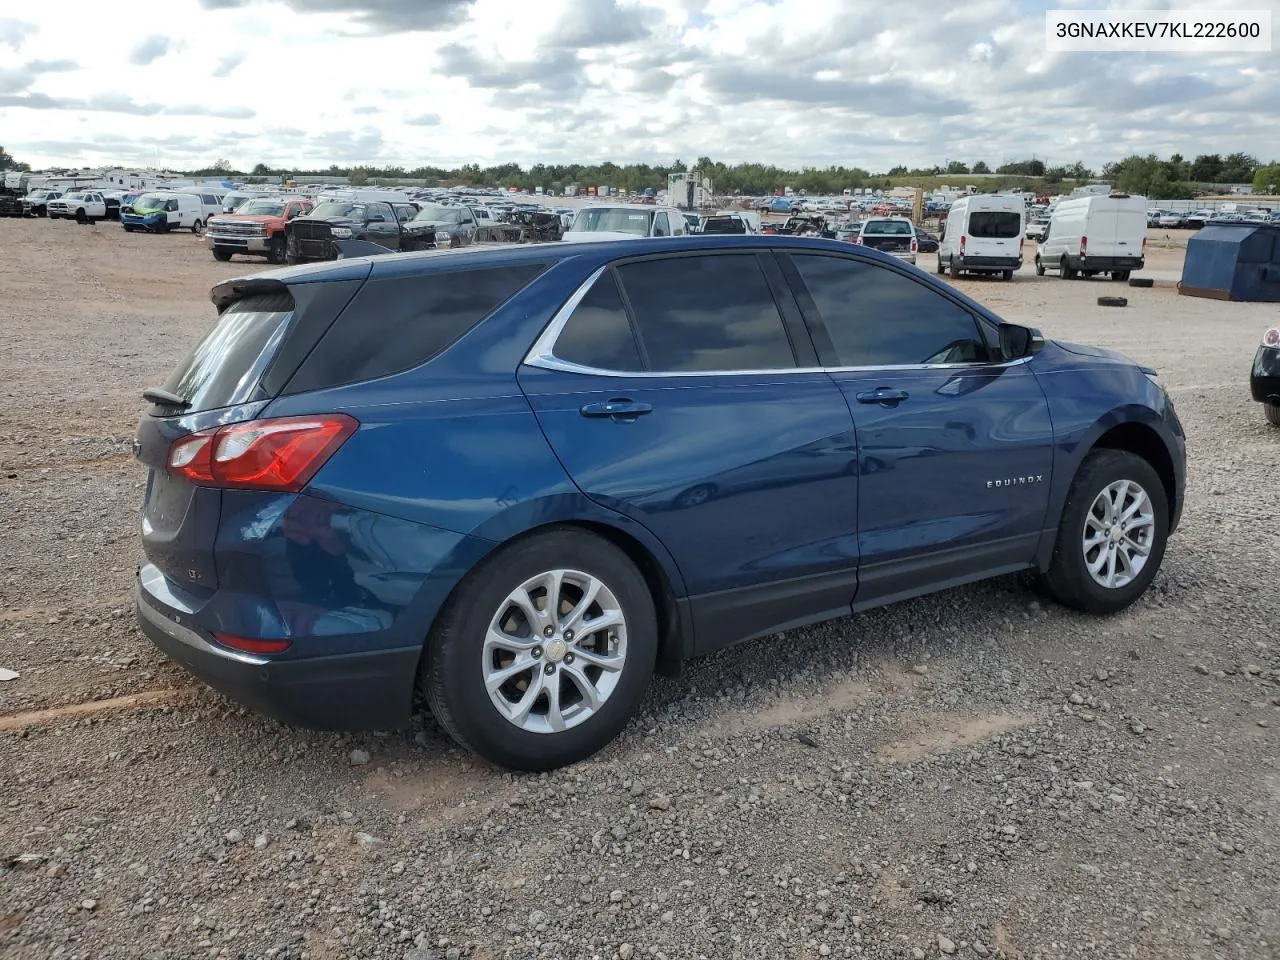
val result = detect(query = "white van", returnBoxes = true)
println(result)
[937,195,1025,280]
[120,192,207,233]
[563,204,688,241]
[1036,193,1147,281]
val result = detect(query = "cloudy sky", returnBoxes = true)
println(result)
[1,0,1276,172]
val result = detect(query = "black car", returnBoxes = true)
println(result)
[914,226,939,253]
[401,203,478,250]
[285,200,410,263]
[1252,326,1280,426]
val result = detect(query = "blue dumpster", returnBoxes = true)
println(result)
[1179,221,1280,302]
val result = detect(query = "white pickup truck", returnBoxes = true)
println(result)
[46,190,111,223]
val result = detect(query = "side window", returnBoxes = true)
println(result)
[789,255,990,366]
[552,271,643,371]
[615,254,796,372]
[670,213,685,235]
[287,264,551,393]
[367,203,390,222]
[166,199,178,212]
[652,212,669,237]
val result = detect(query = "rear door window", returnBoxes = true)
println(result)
[552,271,644,371]
[162,293,295,412]
[286,264,550,393]
[967,212,1021,238]
[614,254,796,372]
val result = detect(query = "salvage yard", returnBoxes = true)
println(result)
[2,219,1279,960]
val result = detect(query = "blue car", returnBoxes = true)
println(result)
[134,236,1186,770]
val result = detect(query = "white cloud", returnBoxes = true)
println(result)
[1,0,1277,172]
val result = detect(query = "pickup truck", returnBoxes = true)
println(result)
[46,191,113,223]
[21,189,63,217]
[206,197,314,264]
[855,216,918,264]
[285,199,419,263]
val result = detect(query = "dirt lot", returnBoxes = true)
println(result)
[1,218,1278,960]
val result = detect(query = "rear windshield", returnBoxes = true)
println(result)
[862,220,911,235]
[968,212,1021,238]
[700,216,747,234]
[571,208,652,236]
[162,293,294,412]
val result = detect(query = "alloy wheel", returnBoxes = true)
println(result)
[1082,479,1155,589]
[482,568,627,734]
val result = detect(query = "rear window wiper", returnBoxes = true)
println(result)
[142,387,190,409]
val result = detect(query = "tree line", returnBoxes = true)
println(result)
[4,146,1276,197]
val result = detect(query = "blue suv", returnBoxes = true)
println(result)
[134,236,1186,770]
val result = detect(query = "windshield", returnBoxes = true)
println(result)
[414,205,463,223]
[311,202,365,219]
[968,212,1021,238]
[862,219,912,235]
[63,193,86,201]
[134,193,171,211]
[236,199,285,216]
[570,208,652,236]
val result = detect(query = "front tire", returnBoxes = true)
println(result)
[212,246,233,262]
[267,234,287,264]
[1039,450,1169,615]
[1035,256,1046,276]
[1265,401,1280,426]
[422,528,657,771]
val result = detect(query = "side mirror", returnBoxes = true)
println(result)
[998,323,1044,361]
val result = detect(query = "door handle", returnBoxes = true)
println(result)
[855,388,910,406]
[580,399,653,420]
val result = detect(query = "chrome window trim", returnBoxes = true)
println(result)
[521,264,1035,378]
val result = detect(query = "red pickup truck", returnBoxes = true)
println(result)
[205,197,313,264]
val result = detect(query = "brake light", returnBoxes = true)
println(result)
[910,237,918,254]
[959,235,967,254]
[1080,236,1088,258]
[167,414,358,492]
[853,236,862,244]
[1142,236,1147,254]
[213,632,291,654]
[1263,327,1280,348]
[1019,236,1025,255]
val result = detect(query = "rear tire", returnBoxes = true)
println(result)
[1061,256,1076,279]
[212,246,233,262]
[191,219,203,235]
[1002,269,1014,282]
[1114,270,1131,282]
[1038,450,1169,615]
[935,256,945,275]
[421,528,657,771]
[948,258,960,279]
[1265,401,1280,427]
[1035,256,1046,276]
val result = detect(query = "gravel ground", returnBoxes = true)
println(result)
[1,218,1277,960]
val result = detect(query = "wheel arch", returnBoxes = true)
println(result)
[1089,421,1178,528]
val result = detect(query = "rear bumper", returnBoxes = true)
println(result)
[1075,256,1144,271]
[957,255,1021,270]
[136,571,420,731]
[1251,345,1280,403]
[207,233,271,252]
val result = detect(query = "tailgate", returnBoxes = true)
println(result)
[865,236,911,253]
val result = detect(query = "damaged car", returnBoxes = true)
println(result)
[400,204,479,251]
[285,200,409,263]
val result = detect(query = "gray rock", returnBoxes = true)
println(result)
[224,829,244,844]
[349,749,372,766]
[938,936,957,955]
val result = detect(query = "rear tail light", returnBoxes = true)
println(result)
[959,235,967,255]
[213,632,291,654]
[1142,236,1147,254]
[853,236,862,244]
[1019,236,1025,255]
[1263,328,1280,348]
[167,414,358,492]
[910,237,918,254]
[1080,236,1088,258]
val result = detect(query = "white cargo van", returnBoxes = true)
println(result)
[121,192,206,233]
[1036,193,1147,281]
[937,195,1025,280]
